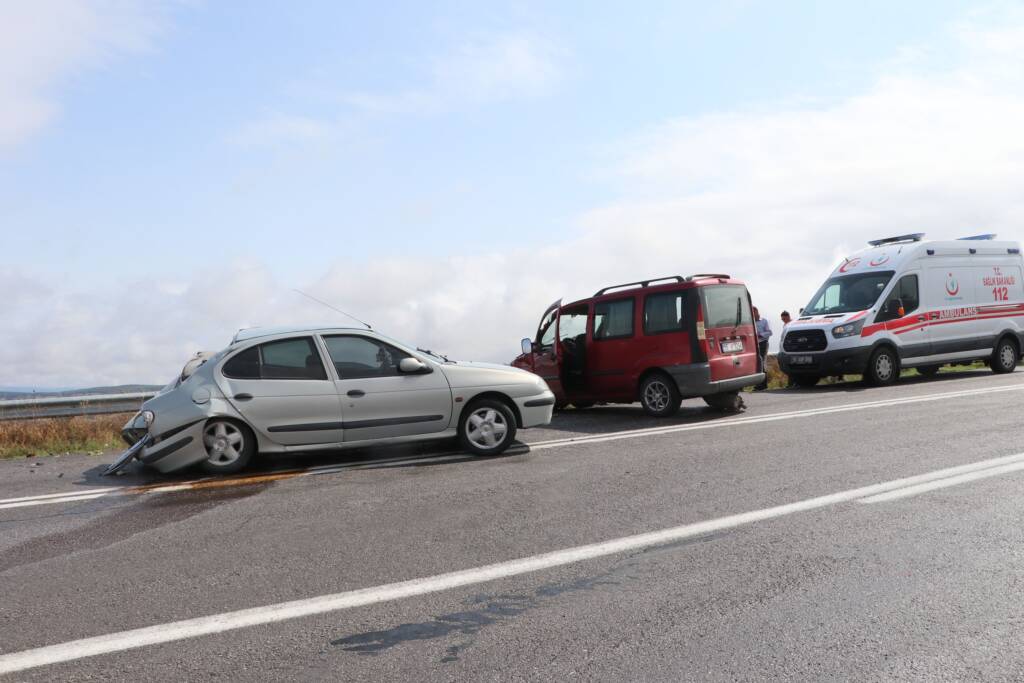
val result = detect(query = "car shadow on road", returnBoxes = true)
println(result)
[533,402,741,437]
[775,368,993,394]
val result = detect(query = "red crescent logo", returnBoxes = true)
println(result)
[946,273,960,296]
[839,258,861,273]
[869,254,890,266]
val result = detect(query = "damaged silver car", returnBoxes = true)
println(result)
[106,326,555,475]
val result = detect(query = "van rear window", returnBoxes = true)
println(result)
[702,286,753,328]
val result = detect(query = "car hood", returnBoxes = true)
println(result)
[439,360,536,387]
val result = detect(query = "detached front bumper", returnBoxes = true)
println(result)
[108,412,210,474]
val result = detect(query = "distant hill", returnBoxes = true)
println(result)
[0,384,163,401]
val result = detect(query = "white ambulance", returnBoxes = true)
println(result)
[778,234,1024,386]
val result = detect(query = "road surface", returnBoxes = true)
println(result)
[2,369,1023,680]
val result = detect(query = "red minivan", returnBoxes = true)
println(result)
[512,275,765,416]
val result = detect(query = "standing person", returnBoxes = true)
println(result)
[753,306,772,390]
[780,311,794,387]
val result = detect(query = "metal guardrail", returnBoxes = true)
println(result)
[0,392,156,421]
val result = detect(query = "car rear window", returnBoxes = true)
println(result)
[701,286,752,328]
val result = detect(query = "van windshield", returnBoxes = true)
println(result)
[803,271,895,315]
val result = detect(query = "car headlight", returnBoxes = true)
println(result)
[131,410,155,430]
[832,319,865,338]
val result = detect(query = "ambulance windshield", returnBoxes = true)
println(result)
[803,271,894,316]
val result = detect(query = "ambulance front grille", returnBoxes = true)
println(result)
[783,329,827,352]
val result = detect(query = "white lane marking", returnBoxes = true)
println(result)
[0,493,111,511]
[0,488,120,505]
[3,379,1023,512]
[3,450,1024,674]
[858,459,1024,504]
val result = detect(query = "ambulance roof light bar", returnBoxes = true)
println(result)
[957,233,997,241]
[867,233,925,247]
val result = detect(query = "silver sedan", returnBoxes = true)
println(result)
[109,326,555,475]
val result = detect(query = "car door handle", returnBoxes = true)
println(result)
[234,393,253,401]
[347,390,365,397]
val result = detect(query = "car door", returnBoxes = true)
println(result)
[877,272,930,359]
[219,336,345,446]
[321,334,453,442]
[587,296,637,397]
[531,300,564,401]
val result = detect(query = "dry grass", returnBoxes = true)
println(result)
[0,413,128,459]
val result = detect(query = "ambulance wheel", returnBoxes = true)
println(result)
[916,365,941,378]
[865,347,899,386]
[792,375,820,388]
[992,337,1019,374]
[640,373,681,417]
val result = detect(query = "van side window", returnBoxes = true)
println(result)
[559,308,588,341]
[222,337,328,381]
[644,292,684,334]
[593,298,635,340]
[878,274,919,322]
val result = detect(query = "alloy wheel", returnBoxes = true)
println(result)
[203,421,245,465]
[643,380,671,412]
[465,408,508,450]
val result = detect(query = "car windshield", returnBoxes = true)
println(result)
[803,271,895,315]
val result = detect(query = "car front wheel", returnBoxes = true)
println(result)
[865,347,899,386]
[459,399,517,456]
[200,419,255,474]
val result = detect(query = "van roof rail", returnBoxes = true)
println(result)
[867,233,925,247]
[958,233,997,241]
[594,275,684,297]
[687,273,731,281]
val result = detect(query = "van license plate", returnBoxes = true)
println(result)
[791,355,814,365]
[720,340,744,353]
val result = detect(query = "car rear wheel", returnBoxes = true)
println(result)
[792,375,820,388]
[865,347,899,386]
[992,337,1018,374]
[200,420,255,474]
[916,365,941,377]
[459,399,517,456]
[702,391,745,413]
[639,373,681,417]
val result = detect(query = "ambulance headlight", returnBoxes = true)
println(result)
[832,319,865,338]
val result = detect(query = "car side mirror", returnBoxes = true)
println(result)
[521,338,533,355]
[399,357,428,374]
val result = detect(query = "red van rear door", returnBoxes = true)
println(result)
[698,285,759,382]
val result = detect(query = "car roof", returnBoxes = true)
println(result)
[231,325,368,344]
[562,274,747,309]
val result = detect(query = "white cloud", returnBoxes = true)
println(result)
[343,31,565,114]
[228,113,335,147]
[0,0,165,150]
[9,9,1024,387]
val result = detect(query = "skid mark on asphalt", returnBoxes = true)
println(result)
[0,485,268,575]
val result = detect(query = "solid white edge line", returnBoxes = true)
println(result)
[4,450,1024,674]
[858,459,1024,503]
[0,493,112,511]
[0,488,121,505]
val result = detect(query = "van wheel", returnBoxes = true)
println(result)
[639,373,681,417]
[200,420,255,474]
[917,365,941,378]
[865,347,899,386]
[703,392,745,413]
[992,337,1019,374]
[459,399,517,456]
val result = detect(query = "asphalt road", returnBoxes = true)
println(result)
[3,369,1024,681]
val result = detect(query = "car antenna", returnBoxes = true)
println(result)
[292,289,372,329]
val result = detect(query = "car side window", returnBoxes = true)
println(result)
[644,292,685,334]
[323,336,411,379]
[878,274,919,322]
[593,298,635,340]
[222,337,328,380]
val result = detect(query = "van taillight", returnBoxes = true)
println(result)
[696,305,709,360]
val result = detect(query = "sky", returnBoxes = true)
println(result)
[4,0,1024,388]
